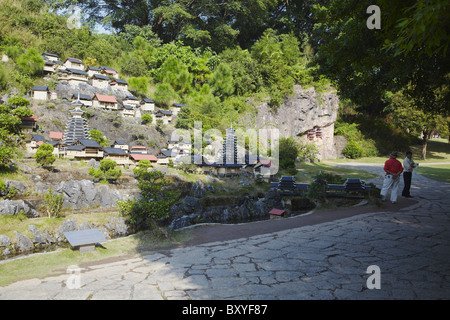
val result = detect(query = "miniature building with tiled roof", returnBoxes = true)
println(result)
[62,106,90,146]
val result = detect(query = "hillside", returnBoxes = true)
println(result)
[29,81,172,154]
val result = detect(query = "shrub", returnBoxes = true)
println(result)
[89,159,122,183]
[117,169,180,232]
[342,141,364,159]
[44,188,64,218]
[141,113,153,125]
[35,143,56,168]
[278,137,298,170]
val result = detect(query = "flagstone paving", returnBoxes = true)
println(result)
[1,164,449,300]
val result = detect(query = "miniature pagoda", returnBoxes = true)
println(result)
[63,98,90,145]
[221,123,238,165]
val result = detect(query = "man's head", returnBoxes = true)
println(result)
[406,150,412,158]
[389,151,398,158]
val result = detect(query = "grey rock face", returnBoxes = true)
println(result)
[14,232,34,253]
[250,85,341,159]
[169,189,285,230]
[28,225,46,244]
[0,200,39,218]
[253,86,339,137]
[0,235,11,247]
[54,180,129,210]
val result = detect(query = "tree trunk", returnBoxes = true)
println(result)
[422,129,431,160]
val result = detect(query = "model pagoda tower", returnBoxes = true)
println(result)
[63,98,90,145]
[221,123,237,164]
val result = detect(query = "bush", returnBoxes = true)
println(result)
[306,172,329,203]
[141,113,153,125]
[117,169,180,232]
[44,188,64,218]
[342,141,364,159]
[278,137,298,170]
[89,159,122,183]
[35,143,56,168]
[335,120,378,158]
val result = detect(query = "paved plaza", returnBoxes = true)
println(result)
[1,164,449,300]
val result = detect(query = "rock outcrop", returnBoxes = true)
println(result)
[169,188,295,230]
[249,85,341,159]
[53,179,135,210]
[0,200,39,218]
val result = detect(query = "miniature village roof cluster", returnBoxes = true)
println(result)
[22,52,280,177]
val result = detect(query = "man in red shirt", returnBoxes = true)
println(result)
[380,151,403,203]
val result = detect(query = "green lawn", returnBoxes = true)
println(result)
[415,164,450,183]
[0,228,192,286]
[326,138,450,163]
[293,162,378,183]
[324,138,450,183]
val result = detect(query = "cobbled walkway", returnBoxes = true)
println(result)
[1,164,450,300]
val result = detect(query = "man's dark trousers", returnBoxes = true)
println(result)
[402,171,412,197]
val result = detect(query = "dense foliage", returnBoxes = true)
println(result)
[118,167,180,231]
[0,0,448,162]
[88,159,122,183]
[35,143,56,168]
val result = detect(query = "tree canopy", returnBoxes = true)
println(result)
[313,0,450,115]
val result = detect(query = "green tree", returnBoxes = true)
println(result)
[89,159,122,183]
[117,169,180,232]
[7,97,30,107]
[16,48,44,77]
[120,52,147,77]
[251,29,303,107]
[44,188,64,218]
[89,159,122,182]
[88,129,108,146]
[154,82,179,108]
[158,56,193,95]
[209,63,234,99]
[141,113,153,125]
[219,48,263,96]
[313,0,450,115]
[128,76,149,96]
[132,159,153,177]
[0,104,23,166]
[0,65,6,90]
[383,90,449,160]
[119,24,162,47]
[278,137,298,174]
[35,143,56,168]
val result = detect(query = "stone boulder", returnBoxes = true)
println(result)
[14,232,34,253]
[55,219,78,242]
[54,179,129,210]
[0,200,39,218]
[28,225,46,244]
[0,235,11,247]
[169,189,285,230]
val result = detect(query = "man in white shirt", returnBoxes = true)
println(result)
[402,150,418,198]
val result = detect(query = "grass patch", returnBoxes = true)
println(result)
[0,211,122,240]
[409,138,450,162]
[294,162,378,183]
[327,138,450,164]
[415,164,450,183]
[0,164,29,182]
[0,228,193,286]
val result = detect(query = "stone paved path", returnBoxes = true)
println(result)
[1,164,449,300]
